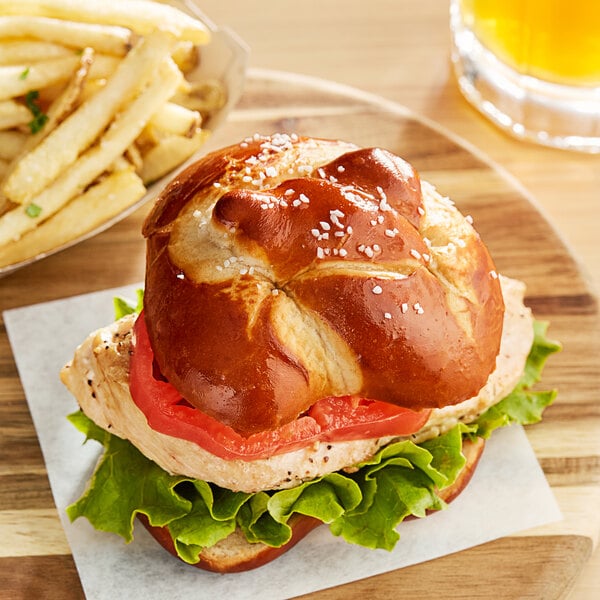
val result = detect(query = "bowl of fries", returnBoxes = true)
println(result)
[0,0,248,276]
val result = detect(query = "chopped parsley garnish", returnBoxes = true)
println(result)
[24,90,48,134]
[25,203,42,218]
[19,67,30,80]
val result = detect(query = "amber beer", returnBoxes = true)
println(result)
[461,0,600,85]
[451,0,600,152]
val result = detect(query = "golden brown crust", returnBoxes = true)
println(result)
[138,437,485,573]
[142,134,504,436]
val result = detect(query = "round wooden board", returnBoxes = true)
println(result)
[1,70,599,600]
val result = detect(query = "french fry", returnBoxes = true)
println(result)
[2,47,95,186]
[0,0,211,44]
[0,159,7,179]
[0,168,146,268]
[171,40,199,73]
[147,102,202,138]
[2,31,175,205]
[0,40,73,64]
[0,16,132,56]
[140,129,210,184]
[0,100,31,130]
[0,57,183,246]
[0,131,27,161]
[75,77,108,103]
[0,48,95,216]
[171,79,227,117]
[124,143,143,173]
[0,55,81,101]
[87,54,120,81]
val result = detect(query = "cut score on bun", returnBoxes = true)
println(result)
[61,134,561,573]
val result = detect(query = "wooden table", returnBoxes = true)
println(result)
[1,1,599,598]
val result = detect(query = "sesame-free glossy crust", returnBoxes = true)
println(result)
[142,135,504,436]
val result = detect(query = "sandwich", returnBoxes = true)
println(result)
[61,133,560,572]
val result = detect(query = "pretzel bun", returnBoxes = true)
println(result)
[142,134,504,437]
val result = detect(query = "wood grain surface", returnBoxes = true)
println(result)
[1,71,599,599]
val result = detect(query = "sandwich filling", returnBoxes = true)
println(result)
[62,275,534,493]
[61,290,559,562]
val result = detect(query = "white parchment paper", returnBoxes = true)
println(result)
[4,285,562,599]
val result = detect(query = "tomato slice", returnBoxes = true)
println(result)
[130,312,431,461]
[307,395,429,442]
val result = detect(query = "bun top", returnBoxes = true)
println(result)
[142,134,504,436]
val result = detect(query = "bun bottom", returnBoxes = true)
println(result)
[138,437,485,573]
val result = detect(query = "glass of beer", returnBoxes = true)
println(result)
[450,0,600,153]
